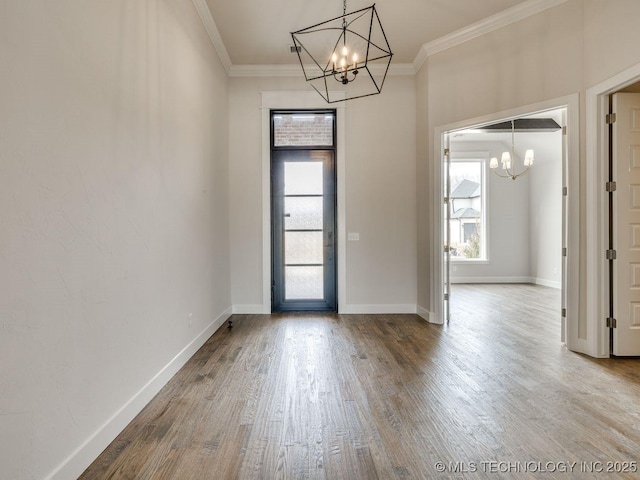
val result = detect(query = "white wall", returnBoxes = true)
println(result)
[583,0,640,88]
[415,67,430,314]
[449,140,531,282]
[416,0,583,319]
[448,133,563,286]
[529,131,563,288]
[228,76,417,312]
[344,77,417,308]
[418,0,640,341]
[0,1,230,479]
[8,0,640,476]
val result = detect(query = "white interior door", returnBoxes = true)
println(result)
[612,92,640,355]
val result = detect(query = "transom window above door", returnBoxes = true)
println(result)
[272,112,334,147]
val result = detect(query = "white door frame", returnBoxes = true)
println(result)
[260,91,347,314]
[586,62,640,357]
[432,95,580,346]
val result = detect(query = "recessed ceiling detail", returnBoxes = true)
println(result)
[481,118,562,132]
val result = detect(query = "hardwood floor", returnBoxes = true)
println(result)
[80,284,640,479]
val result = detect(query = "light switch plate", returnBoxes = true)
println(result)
[348,232,360,241]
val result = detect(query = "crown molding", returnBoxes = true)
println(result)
[230,63,416,78]
[385,63,417,77]
[412,45,430,74]
[193,0,569,78]
[230,64,301,77]
[413,0,569,72]
[191,0,232,75]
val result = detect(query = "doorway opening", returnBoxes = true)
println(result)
[270,110,337,312]
[442,108,568,341]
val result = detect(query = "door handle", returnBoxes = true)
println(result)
[284,213,291,217]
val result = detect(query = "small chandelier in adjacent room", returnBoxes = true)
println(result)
[290,0,393,103]
[490,120,534,180]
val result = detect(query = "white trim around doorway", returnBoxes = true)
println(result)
[260,91,347,314]
[585,62,640,358]
[432,94,580,347]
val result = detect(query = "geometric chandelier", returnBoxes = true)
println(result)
[291,1,393,103]
[489,119,535,181]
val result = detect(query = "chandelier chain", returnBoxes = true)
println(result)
[342,0,347,28]
[511,120,515,162]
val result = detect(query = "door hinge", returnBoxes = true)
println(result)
[606,249,617,260]
[606,113,617,124]
[444,197,449,204]
[444,148,450,156]
[562,125,567,135]
[444,293,449,301]
[562,186,568,196]
[606,181,617,192]
[562,308,567,318]
[444,245,450,253]
[606,317,617,328]
[562,247,567,257]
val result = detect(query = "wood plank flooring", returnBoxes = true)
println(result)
[80,284,640,479]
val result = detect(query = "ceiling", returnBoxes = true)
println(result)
[203,0,532,66]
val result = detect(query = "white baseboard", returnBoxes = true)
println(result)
[416,305,433,322]
[232,304,268,314]
[451,276,533,284]
[450,276,562,289]
[47,306,232,480]
[533,277,562,289]
[339,304,417,314]
[236,304,432,316]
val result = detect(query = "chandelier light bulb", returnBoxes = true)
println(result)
[352,52,358,64]
[501,151,512,170]
[490,157,499,169]
[342,45,349,56]
[524,149,535,166]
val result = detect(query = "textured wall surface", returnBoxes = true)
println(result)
[228,76,417,311]
[0,1,230,478]
[416,0,582,318]
[416,0,640,339]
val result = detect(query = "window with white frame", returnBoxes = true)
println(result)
[448,159,487,261]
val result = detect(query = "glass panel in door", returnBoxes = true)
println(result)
[272,150,336,312]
